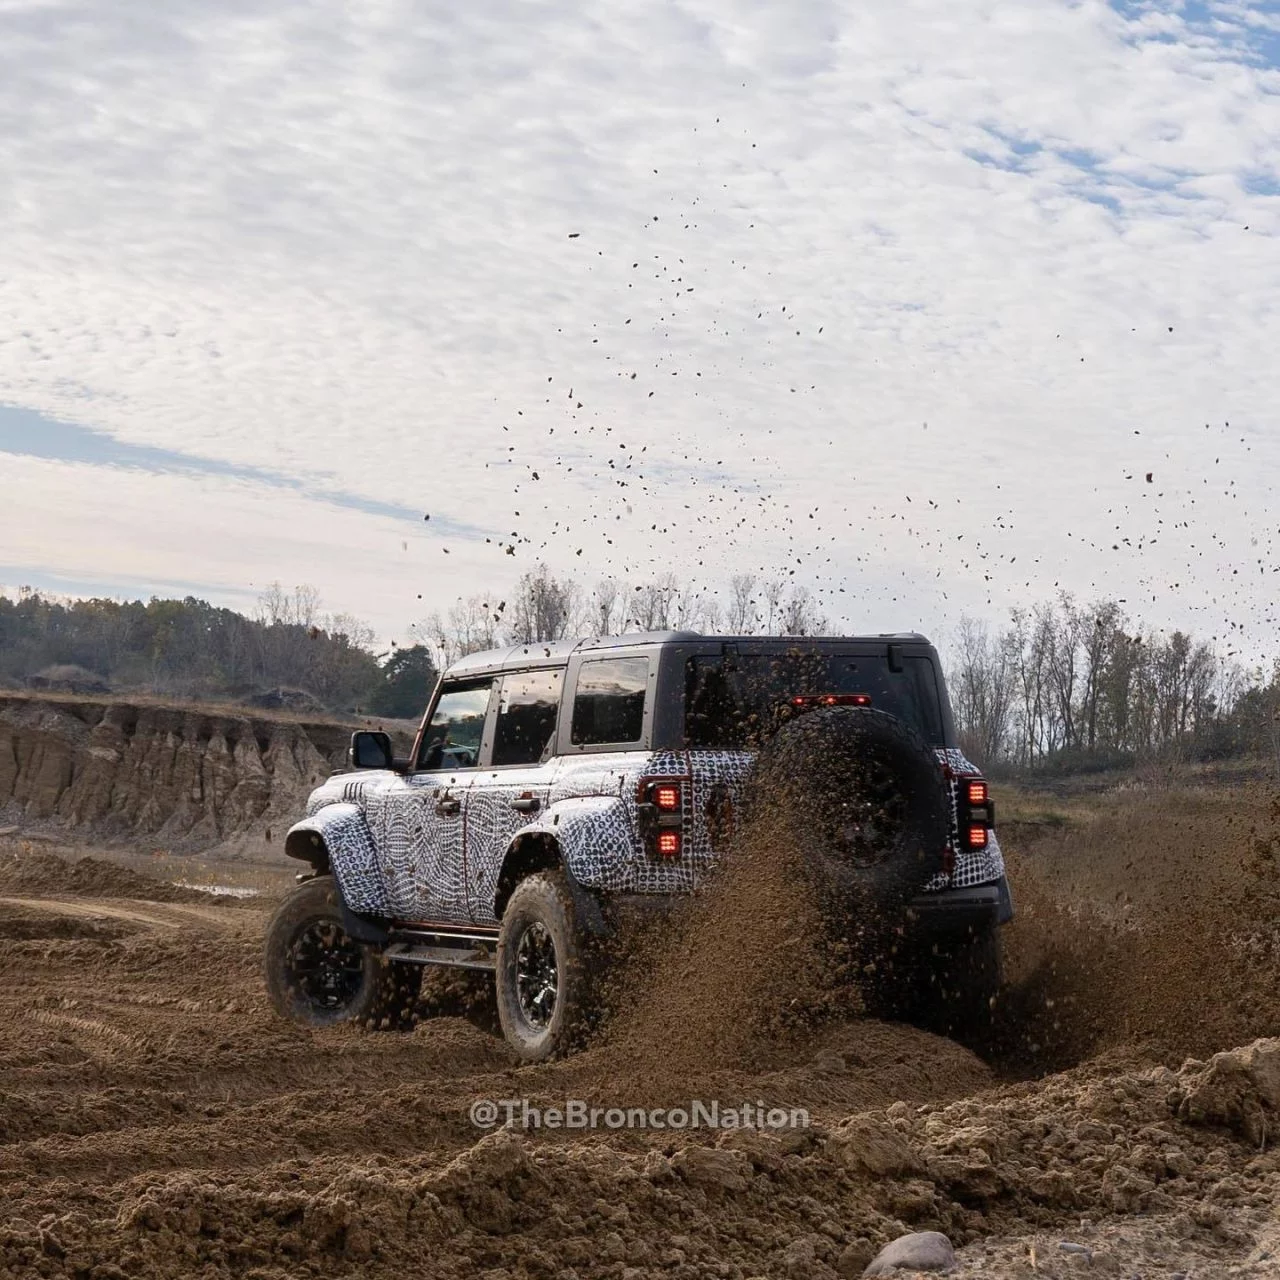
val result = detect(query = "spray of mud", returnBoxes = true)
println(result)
[989,784,1280,1073]
[553,739,994,1112]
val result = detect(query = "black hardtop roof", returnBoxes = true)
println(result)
[443,631,934,679]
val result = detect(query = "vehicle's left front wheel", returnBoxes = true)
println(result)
[264,875,420,1029]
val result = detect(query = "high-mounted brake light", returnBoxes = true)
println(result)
[654,784,681,812]
[966,824,989,850]
[966,780,988,806]
[790,693,872,709]
[657,831,682,858]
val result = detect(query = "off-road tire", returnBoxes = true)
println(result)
[264,875,421,1029]
[495,870,587,1063]
[743,705,950,926]
[867,926,1003,1038]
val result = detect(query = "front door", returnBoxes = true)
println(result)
[464,668,564,925]
[382,679,494,923]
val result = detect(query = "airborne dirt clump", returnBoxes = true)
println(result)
[2,778,1280,1277]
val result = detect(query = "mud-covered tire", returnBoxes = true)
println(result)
[743,706,950,925]
[264,876,421,1029]
[495,871,587,1063]
[868,927,1003,1037]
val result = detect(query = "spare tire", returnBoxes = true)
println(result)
[742,705,949,925]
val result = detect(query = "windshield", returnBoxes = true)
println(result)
[684,651,945,749]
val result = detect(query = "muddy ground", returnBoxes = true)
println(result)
[3,778,1280,1279]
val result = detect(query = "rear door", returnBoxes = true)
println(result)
[464,668,565,924]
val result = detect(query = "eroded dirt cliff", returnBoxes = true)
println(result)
[0,693,379,857]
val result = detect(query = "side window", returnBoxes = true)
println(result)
[571,656,649,746]
[417,681,494,770]
[492,669,563,766]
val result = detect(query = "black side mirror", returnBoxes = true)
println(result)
[350,730,393,770]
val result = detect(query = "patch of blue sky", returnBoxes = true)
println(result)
[1243,173,1280,197]
[0,564,261,609]
[1108,0,1280,64]
[0,402,488,540]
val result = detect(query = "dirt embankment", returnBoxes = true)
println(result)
[0,693,406,859]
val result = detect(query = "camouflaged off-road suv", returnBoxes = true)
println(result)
[265,632,1014,1060]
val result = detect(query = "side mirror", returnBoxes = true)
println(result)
[350,730,393,771]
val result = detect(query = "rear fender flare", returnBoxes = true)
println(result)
[514,795,638,895]
[497,826,611,934]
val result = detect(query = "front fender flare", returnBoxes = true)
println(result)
[284,804,392,918]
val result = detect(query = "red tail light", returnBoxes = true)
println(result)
[654,784,681,812]
[957,776,994,856]
[639,776,688,861]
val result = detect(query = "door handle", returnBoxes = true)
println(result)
[509,796,541,815]
[435,795,462,817]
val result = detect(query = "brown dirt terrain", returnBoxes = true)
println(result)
[2,774,1280,1279]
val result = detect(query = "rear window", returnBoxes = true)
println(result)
[571,656,649,745]
[492,669,563,766]
[684,651,945,749]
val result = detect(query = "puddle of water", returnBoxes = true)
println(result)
[170,880,261,899]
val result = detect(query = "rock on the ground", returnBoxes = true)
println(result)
[863,1230,956,1276]
[1174,1038,1280,1146]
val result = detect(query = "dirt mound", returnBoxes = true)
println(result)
[7,1030,1280,1278]
[0,848,215,904]
[0,900,140,942]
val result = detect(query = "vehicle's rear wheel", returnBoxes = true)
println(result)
[264,875,420,1029]
[495,870,587,1062]
[867,926,1003,1038]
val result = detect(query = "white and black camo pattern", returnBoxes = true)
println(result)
[291,743,1003,922]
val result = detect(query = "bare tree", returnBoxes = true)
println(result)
[727,574,758,634]
[950,617,1015,763]
[630,574,678,632]
[762,580,786,635]
[511,565,576,644]
[587,579,624,636]
[778,586,828,637]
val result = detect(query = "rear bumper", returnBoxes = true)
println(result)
[601,873,1015,937]
[906,875,1014,936]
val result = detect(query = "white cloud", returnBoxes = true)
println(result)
[0,0,1277,655]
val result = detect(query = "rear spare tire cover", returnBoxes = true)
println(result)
[742,705,949,921]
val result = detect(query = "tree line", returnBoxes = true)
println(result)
[3,575,1277,772]
[0,585,426,717]
[950,595,1280,772]
[415,565,830,666]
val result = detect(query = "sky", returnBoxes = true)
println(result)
[0,0,1277,661]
